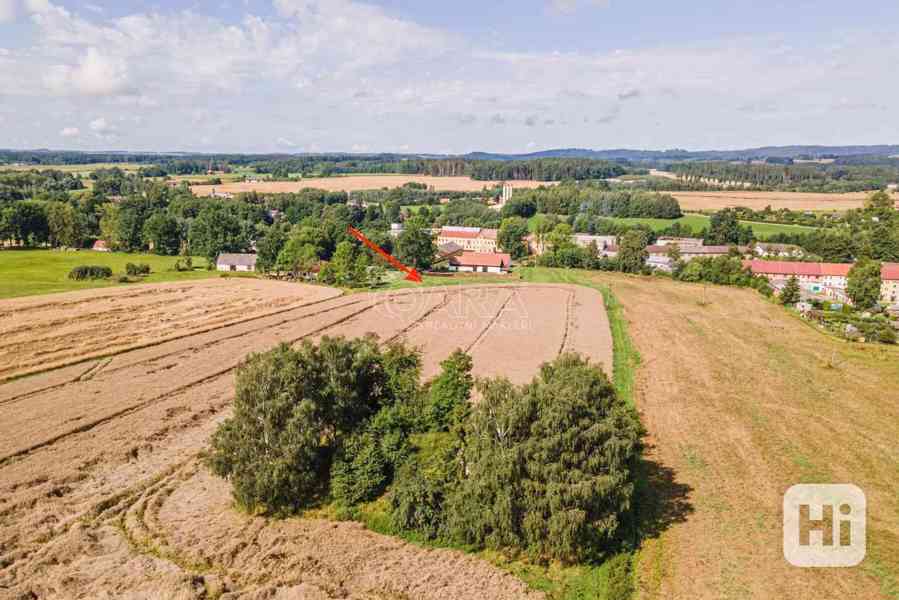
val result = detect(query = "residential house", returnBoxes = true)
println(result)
[92,240,111,252]
[216,253,257,272]
[883,263,899,305]
[448,252,512,274]
[437,226,499,253]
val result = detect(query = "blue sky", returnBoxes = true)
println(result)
[1,0,898,153]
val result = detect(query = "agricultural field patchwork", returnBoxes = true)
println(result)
[191,175,555,195]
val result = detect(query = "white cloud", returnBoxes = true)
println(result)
[0,0,896,152]
[44,47,131,96]
[59,126,80,137]
[89,117,111,132]
[0,0,16,23]
[25,0,51,13]
[548,0,610,14]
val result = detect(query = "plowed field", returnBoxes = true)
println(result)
[0,280,611,600]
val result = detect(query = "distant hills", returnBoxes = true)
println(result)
[3,145,899,163]
[461,146,899,161]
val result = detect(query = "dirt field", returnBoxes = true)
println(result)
[577,273,899,600]
[0,280,611,599]
[671,190,898,211]
[191,176,554,196]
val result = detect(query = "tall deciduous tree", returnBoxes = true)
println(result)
[395,218,436,271]
[617,229,649,273]
[498,217,529,259]
[847,259,882,309]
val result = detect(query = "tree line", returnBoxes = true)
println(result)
[669,161,899,192]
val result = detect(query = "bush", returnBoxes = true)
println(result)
[125,262,151,276]
[604,553,636,600]
[206,336,421,514]
[389,447,454,540]
[331,430,390,507]
[877,326,897,344]
[68,265,113,280]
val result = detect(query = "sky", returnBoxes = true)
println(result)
[0,0,898,154]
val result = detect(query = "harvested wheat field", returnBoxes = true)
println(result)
[671,190,898,211]
[565,272,898,600]
[0,280,611,600]
[191,175,554,196]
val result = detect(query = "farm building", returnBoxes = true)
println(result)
[527,234,617,257]
[655,237,704,248]
[647,244,746,272]
[753,242,804,258]
[434,242,464,265]
[745,260,899,304]
[92,240,110,252]
[448,252,512,274]
[216,253,258,272]
[437,226,499,253]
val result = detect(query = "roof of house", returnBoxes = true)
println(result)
[743,260,852,277]
[882,263,899,280]
[216,253,258,267]
[438,226,498,240]
[646,245,740,255]
[450,252,512,268]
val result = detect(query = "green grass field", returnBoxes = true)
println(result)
[528,213,818,239]
[0,249,218,299]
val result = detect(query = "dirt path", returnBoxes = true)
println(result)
[0,281,610,600]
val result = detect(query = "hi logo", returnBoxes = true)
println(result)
[783,484,866,567]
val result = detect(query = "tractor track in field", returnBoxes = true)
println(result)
[1,281,612,600]
[0,289,348,386]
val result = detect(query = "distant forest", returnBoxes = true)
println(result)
[2,147,898,188]
[669,161,899,192]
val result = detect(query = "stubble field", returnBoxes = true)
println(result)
[671,190,898,211]
[191,175,555,196]
[536,270,899,600]
[0,279,611,600]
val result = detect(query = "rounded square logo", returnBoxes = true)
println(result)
[783,484,866,567]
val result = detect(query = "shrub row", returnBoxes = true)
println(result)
[68,265,113,280]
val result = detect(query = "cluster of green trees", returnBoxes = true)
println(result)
[669,161,898,192]
[764,191,899,262]
[508,183,681,218]
[0,169,84,202]
[207,337,643,564]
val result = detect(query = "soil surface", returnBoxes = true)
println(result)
[191,176,554,196]
[671,190,898,211]
[0,281,611,600]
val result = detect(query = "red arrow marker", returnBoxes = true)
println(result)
[347,226,423,283]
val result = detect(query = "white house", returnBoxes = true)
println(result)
[448,252,512,274]
[216,253,257,272]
